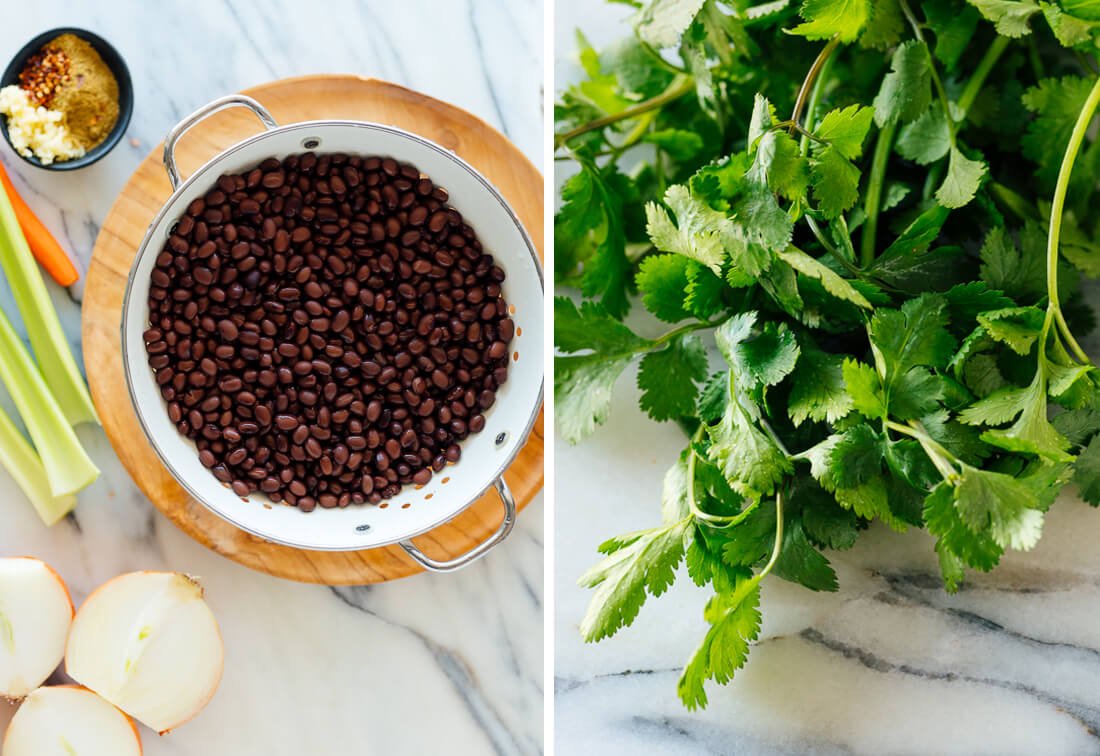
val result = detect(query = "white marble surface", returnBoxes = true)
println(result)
[0,2,543,754]
[554,2,1100,754]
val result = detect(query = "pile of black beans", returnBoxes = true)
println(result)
[143,152,513,512]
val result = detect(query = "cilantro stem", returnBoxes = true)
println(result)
[757,489,785,580]
[956,36,1009,119]
[789,37,840,137]
[900,0,954,144]
[886,420,960,482]
[686,426,760,527]
[555,75,695,150]
[799,48,836,157]
[1043,73,1100,364]
[860,122,896,267]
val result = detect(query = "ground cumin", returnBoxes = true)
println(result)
[43,34,118,149]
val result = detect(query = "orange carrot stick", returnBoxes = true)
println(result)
[0,162,79,287]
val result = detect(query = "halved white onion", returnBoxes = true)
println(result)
[65,572,223,734]
[0,557,73,700]
[2,685,142,756]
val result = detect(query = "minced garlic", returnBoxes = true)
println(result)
[0,85,85,165]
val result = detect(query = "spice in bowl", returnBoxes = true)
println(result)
[0,33,119,165]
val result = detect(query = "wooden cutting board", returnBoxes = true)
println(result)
[81,75,544,584]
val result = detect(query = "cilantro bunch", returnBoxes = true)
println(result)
[555,0,1100,709]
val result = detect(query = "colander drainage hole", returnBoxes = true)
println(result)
[302,137,321,149]
[355,524,371,533]
[495,432,507,447]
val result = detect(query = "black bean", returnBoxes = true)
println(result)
[144,151,510,511]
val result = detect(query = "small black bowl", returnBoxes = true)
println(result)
[0,27,133,171]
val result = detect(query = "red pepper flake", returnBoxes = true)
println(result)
[17,48,71,107]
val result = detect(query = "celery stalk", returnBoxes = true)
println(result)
[0,403,76,524]
[0,306,98,496]
[0,179,97,426]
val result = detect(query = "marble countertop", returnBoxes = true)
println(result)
[554,2,1100,754]
[0,2,543,754]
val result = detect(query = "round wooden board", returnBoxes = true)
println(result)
[81,76,544,584]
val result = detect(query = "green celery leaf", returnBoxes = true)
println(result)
[639,334,709,421]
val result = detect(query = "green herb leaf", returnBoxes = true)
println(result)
[638,334,709,421]
[792,0,871,41]
[936,146,987,208]
[873,40,933,127]
[579,518,692,641]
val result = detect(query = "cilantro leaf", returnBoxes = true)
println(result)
[800,483,861,549]
[707,394,793,495]
[643,128,705,161]
[1022,76,1097,186]
[749,129,810,201]
[869,293,956,376]
[556,355,634,444]
[788,346,855,426]
[555,297,649,354]
[678,578,762,710]
[776,247,873,309]
[968,0,1040,37]
[955,465,1045,550]
[811,146,862,218]
[924,482,1004,576]
[896,107,951,165]
[860,0,904,49]
[646,184,730,274]
[925,0,980,70]
[685,263,727,318]
[977,306,1045,355]
[637,254,693,322]
[936,146,987,209]
[843,358,888,420]
[814,104,875,160]
[979,225,1046,302]
[830,424,885,488]
[579,518,691,642]
[1072,434,1100,505]
[638,334,709,421]
[873,40,933,127]
[792,0,871,41]
[637,0,707,47]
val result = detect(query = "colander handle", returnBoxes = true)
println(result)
[399,477,517,573]
[162,94,278,190]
